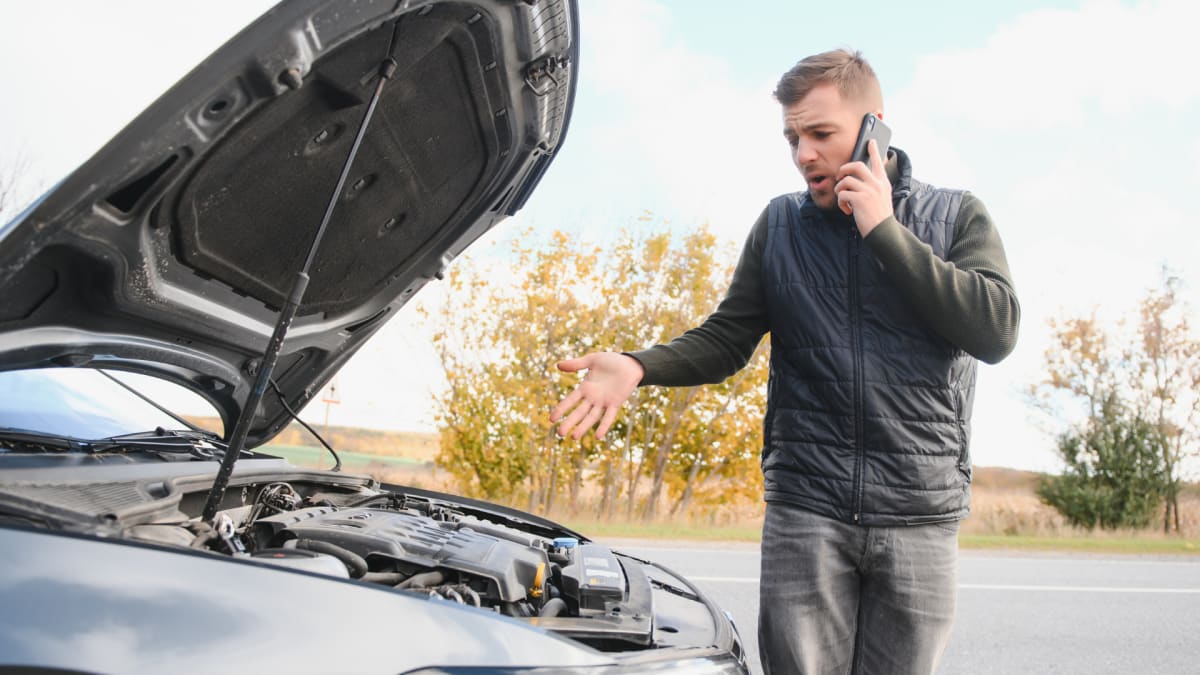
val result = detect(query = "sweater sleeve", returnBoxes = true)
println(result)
[625,209,771,386]
[863,192,1020,364]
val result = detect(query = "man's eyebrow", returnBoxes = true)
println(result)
[786,120,835,133]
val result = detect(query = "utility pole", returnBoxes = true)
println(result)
[321,379,341,433]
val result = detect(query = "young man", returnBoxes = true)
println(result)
[551,49,1019,674]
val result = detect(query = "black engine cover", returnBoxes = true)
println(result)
[256,507,548,602]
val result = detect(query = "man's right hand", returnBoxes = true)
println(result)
[550,352,644,440]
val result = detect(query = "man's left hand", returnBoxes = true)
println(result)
[835,139,893,237]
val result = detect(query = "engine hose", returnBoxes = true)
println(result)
[539,598,568,618]
[455,585,482,607]
[294,539,368,579]
[361,572,406,585]
[441,587,464,604]
[396,570,446,590]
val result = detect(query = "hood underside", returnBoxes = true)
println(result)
[0,0,577,444]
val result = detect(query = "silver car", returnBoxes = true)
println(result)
[0,1,747,673]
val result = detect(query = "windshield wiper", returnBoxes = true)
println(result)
[0,427,240,461]
[89,428,241,460]
[200,29,401,523]
[0,428,84,452]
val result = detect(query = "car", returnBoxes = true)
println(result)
[0,1,748,673]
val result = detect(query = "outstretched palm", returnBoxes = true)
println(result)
[550,352,644,439]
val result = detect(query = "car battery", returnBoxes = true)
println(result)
[559,543,626,611]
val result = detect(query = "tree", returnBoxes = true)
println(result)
[420,222,768,520]
[1037,395,1167,530]
[1130,270,1200,532]
[1030,271,1200,532]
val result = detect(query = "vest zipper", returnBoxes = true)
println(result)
[849,229,865,523]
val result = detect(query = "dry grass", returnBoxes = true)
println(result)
[314,455,1200,549]
[963,476,1200,539]
[961,489,1067,537]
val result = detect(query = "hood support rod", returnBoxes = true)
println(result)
[201,53,399,524]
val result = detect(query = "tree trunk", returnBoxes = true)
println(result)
[545,445,558,514]
[610,417,635,518]
[666,373,748,518]
[598,452,614,517]
[642,389,696,521]
[628,412,655,520]
[527,436,542,513]
[670,455,705,517]
[569,450,585,514]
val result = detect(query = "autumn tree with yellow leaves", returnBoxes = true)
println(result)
[421,223,768,521]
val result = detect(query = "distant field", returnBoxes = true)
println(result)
[192,417,1200,553]
[185,415,440,462]
[259,443,428,471]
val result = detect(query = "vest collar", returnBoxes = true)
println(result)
[888,146,914,199]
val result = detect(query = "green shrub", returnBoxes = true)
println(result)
[1038,404,1167,530]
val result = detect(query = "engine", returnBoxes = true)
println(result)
[229,487,626,621]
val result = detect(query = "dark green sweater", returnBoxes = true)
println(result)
[629,160,1020,386]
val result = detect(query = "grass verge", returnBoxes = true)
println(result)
[562,519,763,543]
[562,521,1200,555]
[959,534,1200,555]
[260,443,426,471]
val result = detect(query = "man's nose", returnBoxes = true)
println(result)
[794,141,818,166]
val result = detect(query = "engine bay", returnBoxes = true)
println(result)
[0,464,725,653]
[231,484,646,634]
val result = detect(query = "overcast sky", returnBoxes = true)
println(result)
[1,0,1197,473]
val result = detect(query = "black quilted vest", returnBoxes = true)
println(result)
[761,148,976,526]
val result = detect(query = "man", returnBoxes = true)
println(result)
[550,49,1018,674]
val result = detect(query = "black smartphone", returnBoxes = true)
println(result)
[850,113,891,166]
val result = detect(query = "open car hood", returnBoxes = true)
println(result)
[0,0,577,446]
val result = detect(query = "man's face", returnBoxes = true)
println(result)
[782,82,872,210]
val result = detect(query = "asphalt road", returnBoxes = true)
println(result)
[601,539,1200,675]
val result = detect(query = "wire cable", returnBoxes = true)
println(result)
[268,378,342,472]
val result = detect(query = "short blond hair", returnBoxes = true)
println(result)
[773,49,883,110]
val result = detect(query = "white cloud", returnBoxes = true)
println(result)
[1193,135,1200,186]
[571,0,797,237]
[892,0,1200,131]
[974,182,1200,474]
[882,0,1200,472]
[0,1,275,186]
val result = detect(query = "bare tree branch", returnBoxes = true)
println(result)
[0,150,37,224]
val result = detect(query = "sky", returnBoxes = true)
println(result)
[1,0,1197,473]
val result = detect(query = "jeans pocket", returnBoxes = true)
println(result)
[931,520,960,536]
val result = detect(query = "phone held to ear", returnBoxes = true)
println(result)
[850,113,892,166]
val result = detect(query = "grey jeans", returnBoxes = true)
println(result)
[758,501,959,674]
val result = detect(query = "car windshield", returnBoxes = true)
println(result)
[0,369,221,441]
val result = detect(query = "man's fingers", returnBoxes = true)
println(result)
[556,356,590,373]
[837,181,860,214]
[572,404,605,440]
[836,159,870,183]
[868,139,886,175]
[550,388,583,423]
[835,175,863,193]
[596,406,621,439]
[556,401,592,438]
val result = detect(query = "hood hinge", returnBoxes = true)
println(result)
[524,54,569,96]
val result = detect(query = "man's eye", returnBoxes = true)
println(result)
[786,138,798,147]
[814,131,831,139]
